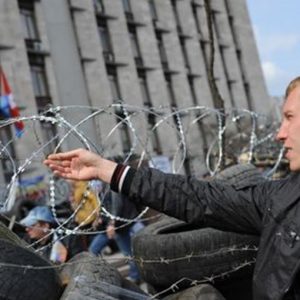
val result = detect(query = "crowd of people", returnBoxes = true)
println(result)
[19,178,145,284]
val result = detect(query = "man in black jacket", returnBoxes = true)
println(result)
[45,76,300,300]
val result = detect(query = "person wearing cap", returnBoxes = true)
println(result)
[21,205,67,263]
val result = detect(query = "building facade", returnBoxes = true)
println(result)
[0,0,272,185]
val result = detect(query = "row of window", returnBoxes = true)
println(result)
[1,0,251,181]
[95,0,165,153]
[92,0,252,168]
[18,0,245,128]
[19,1,51,111]
[16,0,163,155]
[20,1,56,158]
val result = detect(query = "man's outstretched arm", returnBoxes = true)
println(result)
[44,148,264,233]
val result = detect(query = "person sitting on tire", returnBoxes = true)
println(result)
[44,77,300,299]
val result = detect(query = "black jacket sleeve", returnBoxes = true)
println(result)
[127,167,274,235]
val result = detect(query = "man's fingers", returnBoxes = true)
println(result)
[47,149,84,160]
[54,171,73,179]
[44,159,70,168]
[61,161,71,167]
[46,161,73,174]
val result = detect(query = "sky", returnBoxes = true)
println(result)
[246,0,300,97]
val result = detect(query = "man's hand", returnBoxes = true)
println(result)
[44,148,117,183]
[106,224,116,239]
[92,216,102,230]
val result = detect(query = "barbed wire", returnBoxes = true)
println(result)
[0,244,257,299]
[0,104,283,239]
[150,258,257,299]
[0,104,282,297]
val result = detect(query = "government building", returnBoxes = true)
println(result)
[0,0,272,187]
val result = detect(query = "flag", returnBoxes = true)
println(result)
[0,66,24,137]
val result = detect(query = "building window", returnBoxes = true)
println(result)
[165,74,176,108]
[29,55,52,113]
[192,3,201,35]
[19,6,39,40]
[200,40,209,71]
[138,72,161,153]
[28,55,56,154]
[122,0,131,13]
[228,15,239,50]
[98,19,115,64]
[98,22,112,53]
[138,74,151,106]
[122,0,133,20]
[129,28,139,58]
[30,65,48,98]
[244,82,253,111]
[93,0,105,14]
[107,68,131,153]
[128,25,143,66]
[166,81,176,108]
[171,0,181,32]
[149,0,158,21]
[39,119,58,155]
[188,76,197,106]
[18,1,56,155]
[107,67,121,101]
[219,45,236,108]
[118,113,131,154]
[180,37,190,72]
[156,32,168,69]
[211,10,223,46]
[108,74,121,101]
[19,2,45,54]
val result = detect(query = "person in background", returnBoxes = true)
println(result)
[20,205,67,263]
[69,180,100,228]
[44,76,300,299]
[89,188,144,284]
[21,205,88,263]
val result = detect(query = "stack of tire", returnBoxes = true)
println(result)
[0,164,264,300]
[0,222,150,300]
[0,221,63,300]
[132,164,265,299]
[59,252,149,300]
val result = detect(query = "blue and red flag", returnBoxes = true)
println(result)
[0,66,24,137]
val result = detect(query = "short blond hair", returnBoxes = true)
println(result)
[285,76,300,98]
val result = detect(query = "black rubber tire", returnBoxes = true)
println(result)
[162,284,226,300]
[132,164,262,294]
[0,221,27,246]
[0,238,63,300]
[61,251,122,284]
[60,252,122,300]
[132,216,258,291]
[60,252,151,300]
